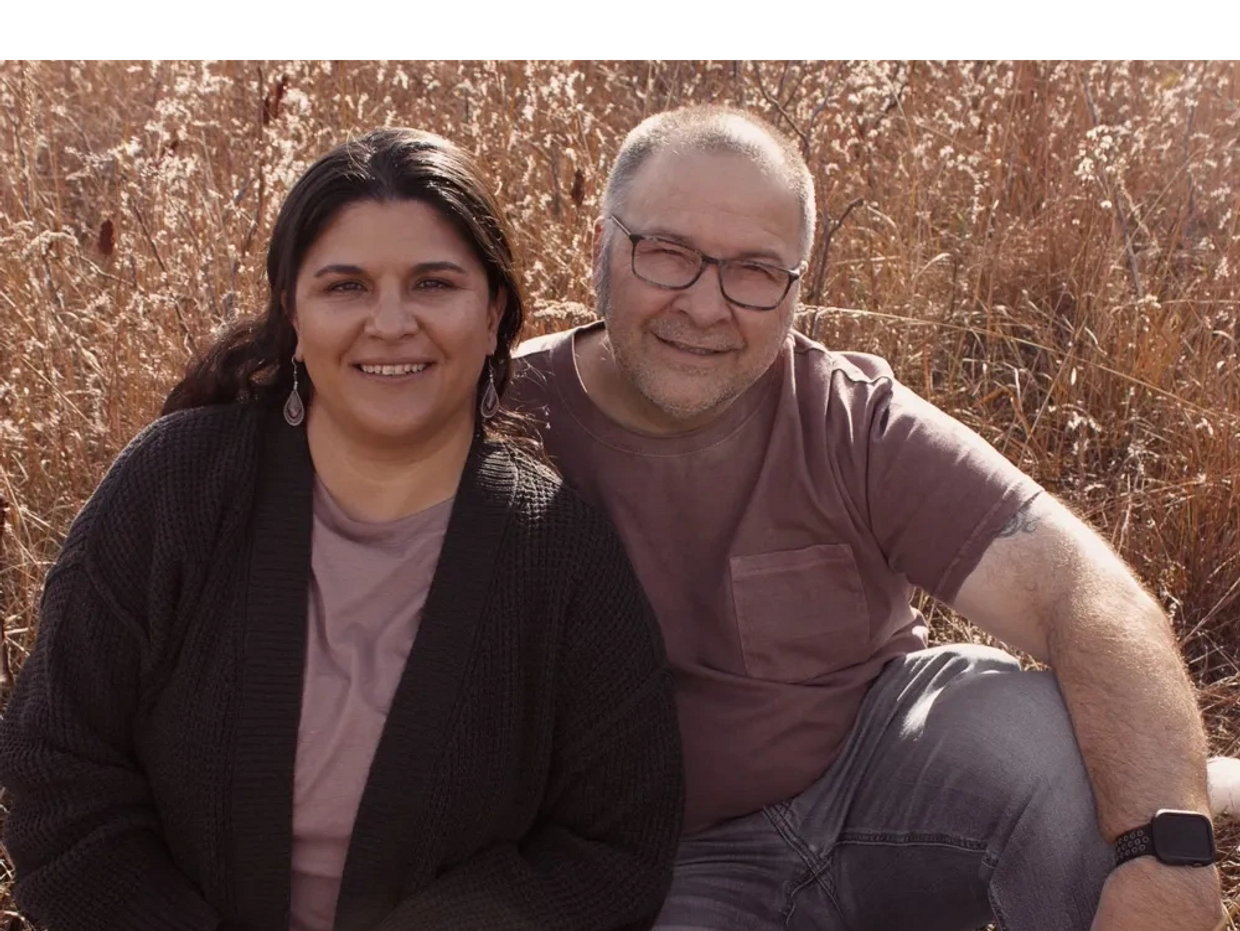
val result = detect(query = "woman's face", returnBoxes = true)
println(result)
[291,199,503,453]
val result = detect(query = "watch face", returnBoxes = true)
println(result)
[1151,810,1215,866]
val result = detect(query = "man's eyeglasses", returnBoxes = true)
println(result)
[608,215,802,312]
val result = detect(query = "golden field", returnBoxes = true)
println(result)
[0,60,1237,926]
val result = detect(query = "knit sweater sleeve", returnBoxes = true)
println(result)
[374,507,684,931]
[0,557,223,931]
[0,414,236,931]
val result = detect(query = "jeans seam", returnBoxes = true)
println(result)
[989,885,1012,931]
[784,855,843,929]
[763,805,819,869]
[836,829,988,852]
[762,807,845,925]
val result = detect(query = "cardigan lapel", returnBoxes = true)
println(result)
[230,405,314,931]
[333,438,518,931]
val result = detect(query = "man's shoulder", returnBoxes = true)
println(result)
[509,320,597,415]
[790,331,895,386]
[513,307,598,369]
[786,332,902,423]
[513,329,569,364]
[511,323,579,392]
[787,332,982,441]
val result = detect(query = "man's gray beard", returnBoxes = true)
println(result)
[594,261,747,424]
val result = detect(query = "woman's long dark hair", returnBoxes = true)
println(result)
[161,128,527,440]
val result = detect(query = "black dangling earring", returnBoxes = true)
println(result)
[479,361,500,421]
[283,354,305,426]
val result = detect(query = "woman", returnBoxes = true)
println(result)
[0,129,684,931]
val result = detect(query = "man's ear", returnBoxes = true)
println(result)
[591,216,606,265]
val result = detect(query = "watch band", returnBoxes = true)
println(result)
[1114,825,1154,866]
[1114,810,1217,868]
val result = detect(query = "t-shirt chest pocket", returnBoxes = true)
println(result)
[728,543,872,683]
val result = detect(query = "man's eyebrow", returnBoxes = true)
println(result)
[639,228,792,266]
[734,249,794,266]
[311,260,468,277]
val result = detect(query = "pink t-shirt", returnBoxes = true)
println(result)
[289,481,453,931]
[510,323,1042,832]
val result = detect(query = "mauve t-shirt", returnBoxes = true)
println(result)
[289,481,453,931]
[509,322,1042,833]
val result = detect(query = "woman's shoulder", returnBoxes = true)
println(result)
[500,443,563,496]
[66,402,267,561]
[120,400,262,459]
[496,444,597,523]
[100,402,263,496]
[492,442,667,662]
[488,442,630,566]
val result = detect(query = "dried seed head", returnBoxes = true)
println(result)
[570,167,585,208]
[97,219,115,257]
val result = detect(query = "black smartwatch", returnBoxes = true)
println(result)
[1114,809,1216,867]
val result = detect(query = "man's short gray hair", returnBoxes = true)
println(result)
[601,105,817,259]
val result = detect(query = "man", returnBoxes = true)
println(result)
[508,106,1225,931]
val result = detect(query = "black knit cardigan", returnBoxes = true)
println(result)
[0,402,683,931]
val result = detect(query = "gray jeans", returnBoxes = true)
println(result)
[654,645,1115,931]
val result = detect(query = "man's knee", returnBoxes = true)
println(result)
[895,642,1024,693]
[906,652,1108,866]
[896,648,1091,808]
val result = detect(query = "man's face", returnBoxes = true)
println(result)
[595,148,804,432]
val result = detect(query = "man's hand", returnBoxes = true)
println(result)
[1091,858,1224,931]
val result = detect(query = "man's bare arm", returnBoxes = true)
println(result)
[950,492,1223,931]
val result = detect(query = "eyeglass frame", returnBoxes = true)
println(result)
[606,215,803,312]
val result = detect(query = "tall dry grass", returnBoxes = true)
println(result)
[0,60,1237,926]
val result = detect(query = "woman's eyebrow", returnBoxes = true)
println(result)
[411,260,469,274]
[312,263,365,278]
[311,260,469,278]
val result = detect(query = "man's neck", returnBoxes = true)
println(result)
[305,411,470,522]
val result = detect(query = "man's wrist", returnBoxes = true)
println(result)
[1110,856,1224,924]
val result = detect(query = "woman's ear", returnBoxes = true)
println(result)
[486,288,507,356]
[283,291,303,361]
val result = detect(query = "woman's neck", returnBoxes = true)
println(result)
[305,412,473,523]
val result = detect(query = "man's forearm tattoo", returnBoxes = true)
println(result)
[997,500,1040,538]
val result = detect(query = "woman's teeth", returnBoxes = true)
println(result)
[359,363,429,376]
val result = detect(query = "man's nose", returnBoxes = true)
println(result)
[677,262,733,328]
